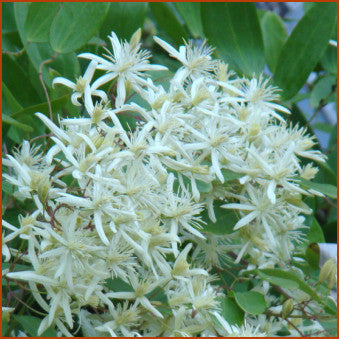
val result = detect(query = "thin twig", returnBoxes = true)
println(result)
[38,53,59,121]
[13,294,47,317]
[3,41,30,56]
[285,317,305,337]
[30,133,52,144]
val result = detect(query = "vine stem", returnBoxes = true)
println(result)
[38,53,59,121]
[285,317,305,337]
[3,41,30,56]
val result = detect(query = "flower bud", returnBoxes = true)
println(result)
[319,258,336,283]
[130,28,142,50]
[282,298,293,318]
[37,176,51,204]
[327,267,337,289]
[2,307,15,323]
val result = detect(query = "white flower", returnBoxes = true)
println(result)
[107,272,167,318]
[154,37,216,84]
[79,29,167,107]
[53,60,107,106]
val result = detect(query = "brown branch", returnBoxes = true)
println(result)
[38,53,59,121]
[3,41,30,56]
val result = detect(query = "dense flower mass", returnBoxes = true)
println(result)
[3,29,331,337]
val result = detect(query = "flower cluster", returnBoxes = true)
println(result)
[3,29,328,336]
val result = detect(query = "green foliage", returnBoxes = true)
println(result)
[307,217,326,244]
[100,3,148,40]
[150,3,188,47]
[299,178,337,199]
[174,3,203,38]
[260,11,287,72]
[233,291,266,315]
[24,3,60,43]
[274,2,337,100]
[201,2,265,76]
[220,296,244,326]
[253,268,322,303]
[13,315,57,337]
[201,200,239,235]
[50,3,110,53]
[310,75,336,108]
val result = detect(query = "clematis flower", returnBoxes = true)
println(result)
[53,60,107,106]
[79,29,167,107]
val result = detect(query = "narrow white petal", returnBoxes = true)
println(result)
[221,203,255,210]
[107,292,136,299]
[94,211,109,245]
[71,92,83,106]
[48,292,61,325]
[83,60,98,82]
[84,85,94,113]
[266,102,291,114]
[35,113,70,143]
[267,181,277,204]
[154,36,185,63]
[115,76,126,108]
[52,77,76,89]
[51,137,78,167]
[233,211,257,230]
[6,271,57,285]
[78,53,110,66]
[139,296,163,318]
[61,294,73,328]
[91,73,116,91]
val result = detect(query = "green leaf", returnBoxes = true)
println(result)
[201,200,239,235]
[14,2,30,44]
[260,11,288,72]
[50,3,110,54]
[255,269,300,289]
[256,268,322,302]
[324,296,337,316]
[3,54,41,107]
[3,114,33,132]
[274,3,337,100]
[305,243,320,268]
[11,94,70,119]
[221,169,243,182]
[150,3,188,47]
[3,31,23,54]
[172,173,213,195]
[319,318,337,337]
[2,320,9,336]
[100,3,148,41]
[287,104,317,144]
[307,217,325,244]
[105,277,133,292]
[201,3,265,76]
[24,42,81,89]
[321,45,337,75]
[313,122,335,133]
[117,112,139,131]
[220,296,244,326]
[24,3,60,43]
[3,3,17,33]
[2,82,23,115]
[174,3,203,38]
[298,178,337,199]
[316,160,337,186]
[310,75,336,108]
[234,291,266,315]
[13,315,57,337]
